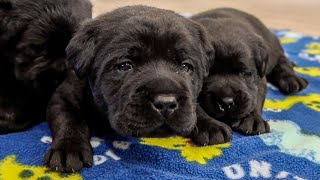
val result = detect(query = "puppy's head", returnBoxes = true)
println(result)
[199,38,268,120]
[12,0,92,94]
[67,6,214,136]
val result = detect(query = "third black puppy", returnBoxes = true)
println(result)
[0,0,92,134]
[192,8,308,135]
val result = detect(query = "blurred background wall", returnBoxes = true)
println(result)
[91,0,319,36]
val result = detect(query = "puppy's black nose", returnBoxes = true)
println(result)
[219,97,235,111]
[152,94,178,119]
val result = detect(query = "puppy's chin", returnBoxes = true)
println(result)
[129,124,194,137]
[111,121,196,137]
[109,112,196,137]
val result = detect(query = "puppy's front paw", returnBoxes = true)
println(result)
[231,113,270,135]
[278,74,308,93]
[190,119,232,146]
[44,138,93,172]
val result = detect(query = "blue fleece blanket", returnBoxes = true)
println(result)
[1,30,320,180]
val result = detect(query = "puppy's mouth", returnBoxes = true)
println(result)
[125,121,164,137]
[120,120,194,137]
[211,102,231,119]
[138,124,187,137]
[111,100,196,137]
[211,98,254,119]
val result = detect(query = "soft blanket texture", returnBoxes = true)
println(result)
[0,30,319,180]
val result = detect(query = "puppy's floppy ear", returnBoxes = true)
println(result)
[192,22,215,77]
[66,24,99,78]
[253,38,269,77]
[256,53,268,77]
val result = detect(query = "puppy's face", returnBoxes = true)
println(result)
[67,7,214,136]
[199,43,267,120]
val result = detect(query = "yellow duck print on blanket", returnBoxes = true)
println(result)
[294,66,320,77]
[141,136,230,164]
[0,155,82,180]
[305,42,320,55]
[279,37,298,44]
[264,93,320,112]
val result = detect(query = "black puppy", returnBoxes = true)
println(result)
[46,5,233,172]
[192,8,308,135]
[0,0,92,133]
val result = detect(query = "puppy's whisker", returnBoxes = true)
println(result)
[194,124,199,134]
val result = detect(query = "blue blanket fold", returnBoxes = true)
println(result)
[1,30,320,180]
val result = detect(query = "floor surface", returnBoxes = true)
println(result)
[92,0,319,36]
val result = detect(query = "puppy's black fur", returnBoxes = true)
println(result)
[0,0,92,134]
[192,8,308,135]
[46,5,232,172]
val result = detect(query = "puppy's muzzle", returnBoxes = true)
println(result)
[151,94,178,119]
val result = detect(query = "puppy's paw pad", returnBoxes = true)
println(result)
[232,115,269,135]
[44,139,93,172]
[191,120,232,146]
[208,124,233,145]
[278,74,308,93]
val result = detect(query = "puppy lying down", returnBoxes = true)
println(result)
[46,5,233,172]
[0,0,92,134]
[192,8,308,135]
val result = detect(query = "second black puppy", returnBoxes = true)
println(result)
[46,6,232,172]
[192,8,308,135]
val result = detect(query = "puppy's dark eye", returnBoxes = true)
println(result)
[181,63,193,73]
[117,62,133,71]
[240,71,252,76]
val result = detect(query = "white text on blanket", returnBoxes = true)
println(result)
[222,160,306,180]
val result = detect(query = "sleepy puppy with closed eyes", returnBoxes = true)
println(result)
[45,5,232,172]
[192,8,308,135]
